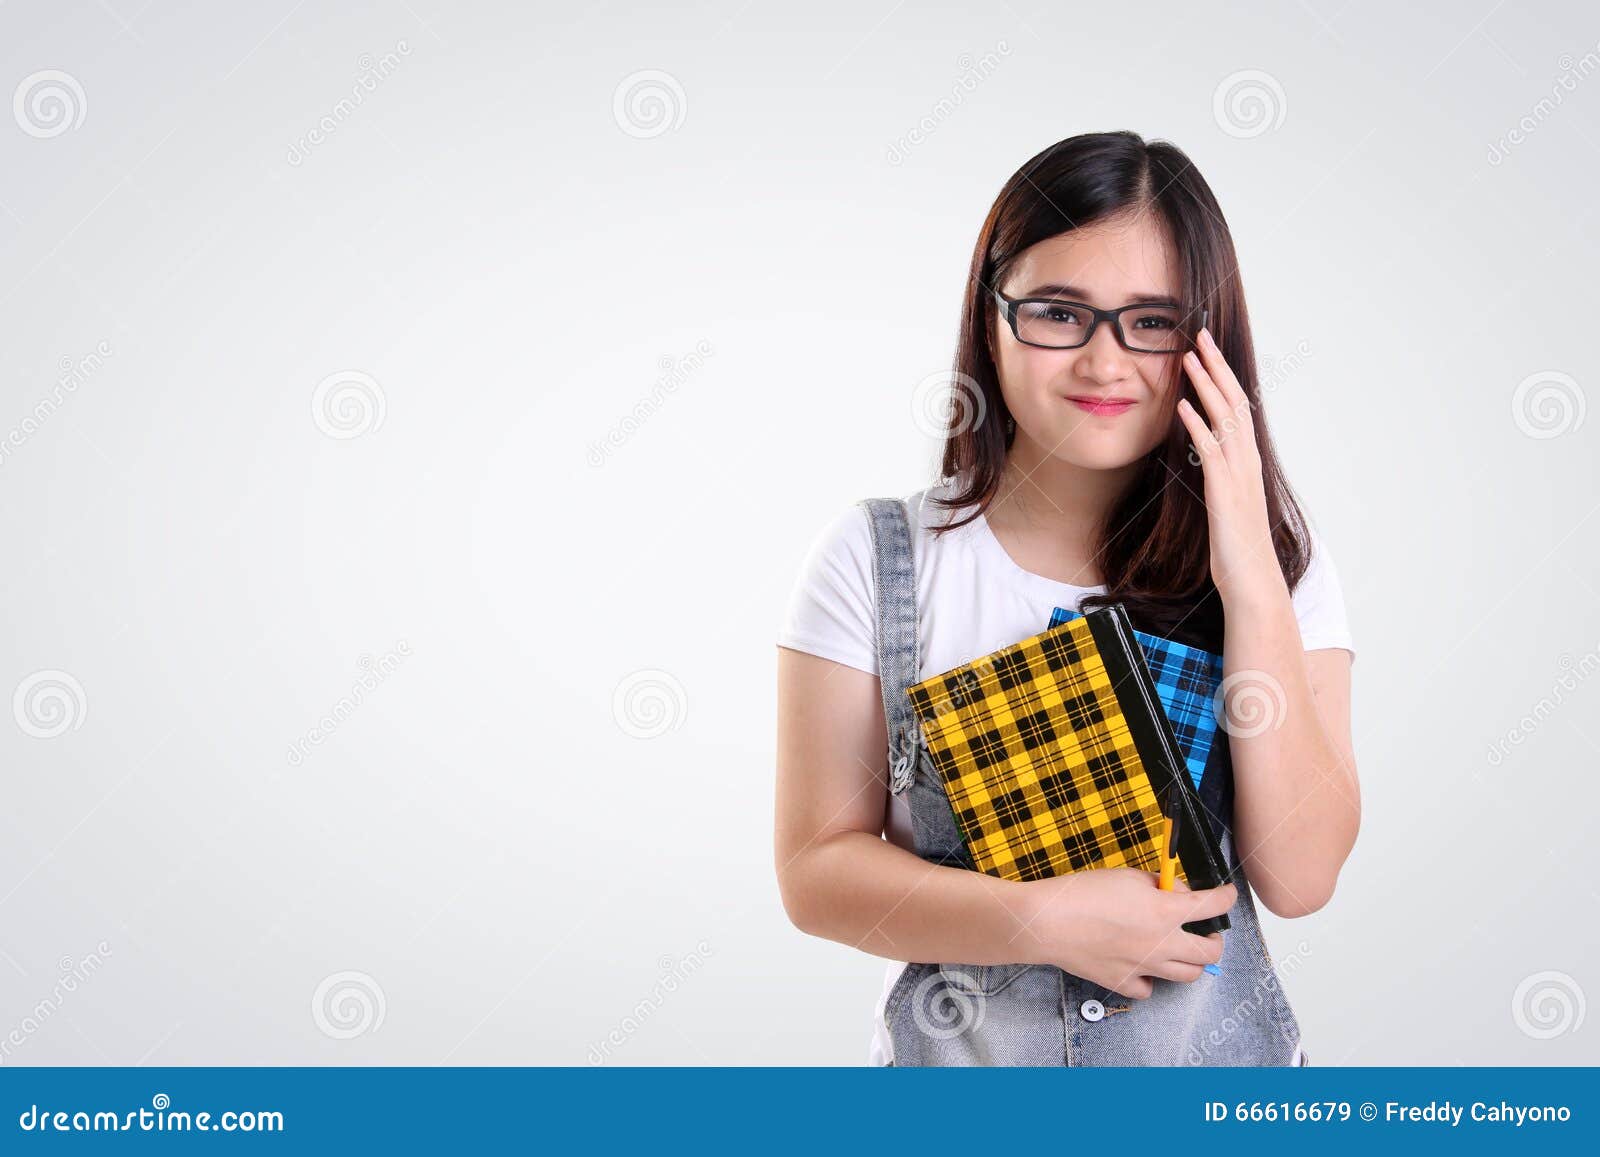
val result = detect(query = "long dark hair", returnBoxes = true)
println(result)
[929,130,1310,652]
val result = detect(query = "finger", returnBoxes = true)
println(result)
[1172,930,1227,967]
[1183,881,1238,919]
[1109,975,1154,1000]
[1197,328,1250,410]
[1145,957,1208,984]
[1194,332,1260,460]
[1182,348,1230,430]
[1184,356,1254,473]
[1176,398,1222,467]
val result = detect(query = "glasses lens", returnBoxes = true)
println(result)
[1120,305,1196,350]
[1120,306,1187,352]
[1013,300,1090,348]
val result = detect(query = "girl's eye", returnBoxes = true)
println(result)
[1039,306,1081,324]
[1132,315,1174,330]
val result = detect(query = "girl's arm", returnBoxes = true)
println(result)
[1176,328,1361,918]
[1220,597,1359,917]
[774,646,1040,965]
[775,647,1234,998]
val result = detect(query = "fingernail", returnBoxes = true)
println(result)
[1200,327,1214,347]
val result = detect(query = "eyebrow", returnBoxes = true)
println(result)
[1016,283,1181,308]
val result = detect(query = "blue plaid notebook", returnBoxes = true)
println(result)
[1048,607,1224,792]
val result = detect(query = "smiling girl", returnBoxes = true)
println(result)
[774,131,1358,1066]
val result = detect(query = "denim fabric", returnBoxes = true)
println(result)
[861,496,1304,1067]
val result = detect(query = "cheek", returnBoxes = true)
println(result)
[995,342,1065,405]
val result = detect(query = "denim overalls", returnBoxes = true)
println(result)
[861,496,1309,1067]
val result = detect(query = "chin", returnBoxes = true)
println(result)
[1045,434,1153,472]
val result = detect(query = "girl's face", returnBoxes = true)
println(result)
[991,214,1186,471]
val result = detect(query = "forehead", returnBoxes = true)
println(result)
[1005,215,1178,303]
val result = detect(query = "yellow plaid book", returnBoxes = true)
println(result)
[905,612,1186,885]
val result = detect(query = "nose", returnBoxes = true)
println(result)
[1075,318,1134,383]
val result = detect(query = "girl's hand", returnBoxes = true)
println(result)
[1020,868,1233,999]
[1175,328,1288,607]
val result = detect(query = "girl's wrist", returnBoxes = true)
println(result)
[1221,565,1292,617]
[1010,876,1079,967]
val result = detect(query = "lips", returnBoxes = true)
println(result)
[1065,395,1136,416]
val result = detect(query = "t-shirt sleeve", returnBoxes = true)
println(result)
[1290,527,1355,663]
[776,503,879,676]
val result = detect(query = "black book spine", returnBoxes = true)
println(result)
[1084,604,1232,936]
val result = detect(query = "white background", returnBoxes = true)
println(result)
[1,0,1596,1064]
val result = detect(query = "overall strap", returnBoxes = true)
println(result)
[860,497,922,795]
[860,496,973,869]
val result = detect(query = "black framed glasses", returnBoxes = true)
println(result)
[993,288,1207,354]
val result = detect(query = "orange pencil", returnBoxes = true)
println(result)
[1157,780,1181,891]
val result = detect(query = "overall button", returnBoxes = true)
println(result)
[1079,999,1105,1023]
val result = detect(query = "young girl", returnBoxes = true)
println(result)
[774,131,1358,1067]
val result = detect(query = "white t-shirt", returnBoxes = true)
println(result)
[775,479,1355,1065]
